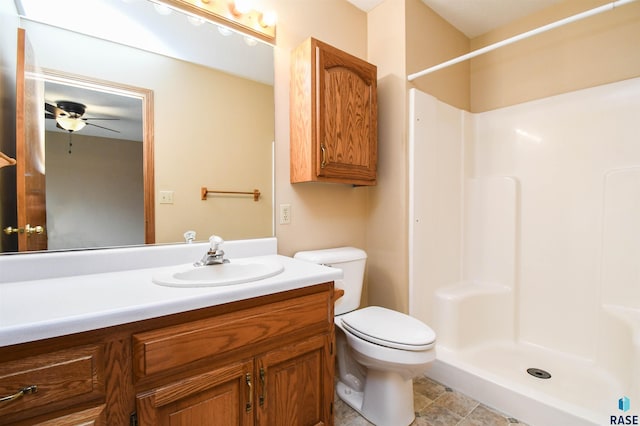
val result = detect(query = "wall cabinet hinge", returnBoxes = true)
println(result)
[330,342,333,355]
[130,412,138,426]
[330,402,333,414]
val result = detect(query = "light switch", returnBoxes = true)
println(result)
[159,191,174,204]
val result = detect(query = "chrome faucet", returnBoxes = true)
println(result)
[194,235,229,266]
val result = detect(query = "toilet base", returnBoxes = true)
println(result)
[336,369,415,426]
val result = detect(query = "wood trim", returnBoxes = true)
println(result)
[15,29,26,251]
[142,90,155,244]
[40,69,155,244]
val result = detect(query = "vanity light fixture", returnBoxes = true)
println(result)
[158,0,276,44]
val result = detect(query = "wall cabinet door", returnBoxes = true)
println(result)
[136,360,254,426]
[291,37,377,186]
[256,334,334,426]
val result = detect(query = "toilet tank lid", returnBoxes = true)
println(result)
[294,247,367,264]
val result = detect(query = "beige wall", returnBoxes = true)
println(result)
[366,0,409,311]
[405,0,470,111]
[45,132,144,250]
[470,0,640,112]
[272,0,370,258]
[153,60,274,243]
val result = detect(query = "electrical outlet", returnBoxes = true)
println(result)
[159,190,174,204]
[279,204,291,225]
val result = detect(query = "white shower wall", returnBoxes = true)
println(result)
[410,76,640,361]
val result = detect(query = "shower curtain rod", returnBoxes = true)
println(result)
[407,0,637,81]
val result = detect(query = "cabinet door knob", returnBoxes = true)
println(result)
[0,385,38,403]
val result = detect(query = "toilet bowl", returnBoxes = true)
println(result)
[294,248,436,426]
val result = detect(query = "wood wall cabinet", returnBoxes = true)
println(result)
[290,38,377,186]
[0,283,335,426]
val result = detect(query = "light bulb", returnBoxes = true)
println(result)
[233,0,253,14]
[260,10,277,27]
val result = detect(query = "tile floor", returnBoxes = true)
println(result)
[334,376,527,426]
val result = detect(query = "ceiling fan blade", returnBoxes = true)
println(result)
[45,102,63,117]
[82,117,120,121]
[86,122,120,133]
[45,112,56,119]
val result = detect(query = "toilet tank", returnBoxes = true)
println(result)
[294,247,367,315]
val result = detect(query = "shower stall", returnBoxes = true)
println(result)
[408,78,640,425]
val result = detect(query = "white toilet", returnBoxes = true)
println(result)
[294,247,436,426]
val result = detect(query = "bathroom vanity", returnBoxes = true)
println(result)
[0,238,340,425]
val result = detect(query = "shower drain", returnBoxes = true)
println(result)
[527,368,552,379]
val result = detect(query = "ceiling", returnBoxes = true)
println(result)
[44,82,143,142]
[348,0,564,38]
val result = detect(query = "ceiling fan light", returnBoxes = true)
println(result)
[56,116,87,132]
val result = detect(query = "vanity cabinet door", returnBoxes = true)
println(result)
[291,37,377,186]
[256,334,334,426]
[136,359,254,426]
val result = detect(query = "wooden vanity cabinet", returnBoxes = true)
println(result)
[0,283,335,426]
[135,335,332,426]
[290,37,378,186]
[133,285,335,426]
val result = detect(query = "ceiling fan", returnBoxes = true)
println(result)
[44,101,120,134]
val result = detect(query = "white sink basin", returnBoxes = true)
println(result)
[152,257,284,288]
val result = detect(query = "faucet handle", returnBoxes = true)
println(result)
[183,230,196,243]
[209,235,224,252]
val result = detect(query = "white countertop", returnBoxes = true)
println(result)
[0,238,341,347]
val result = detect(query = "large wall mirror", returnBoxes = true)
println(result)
[2,0,275,254]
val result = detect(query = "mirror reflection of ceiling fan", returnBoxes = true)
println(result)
[44,101,120,134]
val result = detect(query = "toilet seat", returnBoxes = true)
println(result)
[340,306,435,351]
